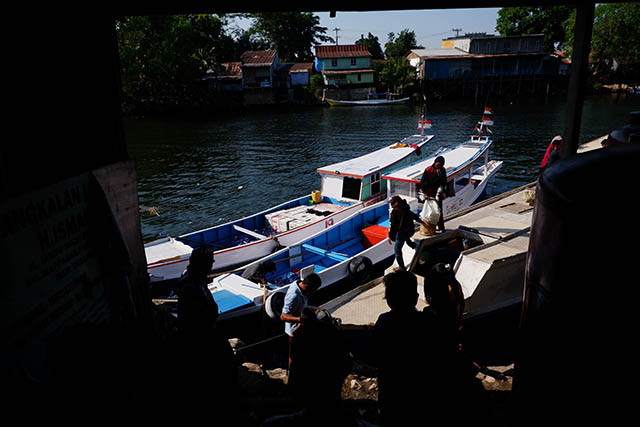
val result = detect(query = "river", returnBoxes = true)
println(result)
[124,94,640,242]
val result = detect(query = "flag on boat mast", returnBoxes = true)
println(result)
[418,114,432,135]
[481,115,494,126]
[418,119,432,129]
[473,107,495,135]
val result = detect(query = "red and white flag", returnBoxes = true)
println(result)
[418,119,432,129]
[484,107,493,115]
[481,116,494,126]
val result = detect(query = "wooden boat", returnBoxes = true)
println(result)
[382,108,502,218]
[209,200,394,320]
[325,97,409,106]
[144,133,433,283]
[383,136,503,218]
[208,123,504,320]
[407,225,529,318]
[403,183,535,318]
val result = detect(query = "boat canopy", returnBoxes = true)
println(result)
[317,135,433,179]
[317,134,433,202]
[382,137,493,184]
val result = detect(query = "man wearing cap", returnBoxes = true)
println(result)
[420,156,449,232]
[280,273,322,368]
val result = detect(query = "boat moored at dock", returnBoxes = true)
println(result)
[383,135,503,218]
[209,200,393,320]
[145,134,433,283]
[383,108,503,218]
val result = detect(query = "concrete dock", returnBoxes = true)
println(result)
[323,135,605,326]
[322,181,535,325]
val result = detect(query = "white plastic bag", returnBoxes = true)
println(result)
[421,198,441,225]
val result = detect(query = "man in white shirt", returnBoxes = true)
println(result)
[280,273,322,368]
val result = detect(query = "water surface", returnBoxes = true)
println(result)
[125,94,640,241]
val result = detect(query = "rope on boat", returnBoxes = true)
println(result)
[233,333,286,354]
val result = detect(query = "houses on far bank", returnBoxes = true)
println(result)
[407,32,570,98]
[204,33,572,106]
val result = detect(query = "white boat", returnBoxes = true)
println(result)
[144,133,433,283]
[325,97,410,106]
[382,109,503,218]
[383,135,503,217]
[206,115,504,321]
[209,200,394,321]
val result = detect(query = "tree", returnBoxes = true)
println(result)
[496,6,573,52]
[378,56,416,95]
[563,3,640,85]
[227,27,268,60]
[117,14,234,111]
[247,12,332,62]
[384,29,423,59]
[357,33,384,60]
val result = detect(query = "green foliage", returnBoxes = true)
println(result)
[591,3,640,84]
[563,3,640,85]
[247,12,332,62]
[117,14,233,111]
[357,33,384,60]
[378,56,416,95]
[385,29,423,59]
[309,74,324,99]
[496,6,573,51]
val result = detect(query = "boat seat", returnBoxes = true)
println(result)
[233,225,269,240]
[301,243,350,262]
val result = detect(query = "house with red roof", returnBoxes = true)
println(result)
[241,50,280,89]
[314,44,375,87]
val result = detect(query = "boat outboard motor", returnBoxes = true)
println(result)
[514,142,640,426]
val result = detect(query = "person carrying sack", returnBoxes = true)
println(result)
[388,196,428,271]
[419,156,450,232]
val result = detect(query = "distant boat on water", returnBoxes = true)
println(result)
[324,91,409,106]
[324,97,410,106]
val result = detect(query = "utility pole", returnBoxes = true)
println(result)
[333,27,340,45]
[452,28,462,37]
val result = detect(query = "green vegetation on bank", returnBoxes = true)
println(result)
[117,6,639,113]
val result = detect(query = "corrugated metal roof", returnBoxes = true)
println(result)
[315,44,371,59]
[241,50,277,66]
[220,62,242,77]
[410,48,469,58]
[290,62,313,73]
[422,52,547,60]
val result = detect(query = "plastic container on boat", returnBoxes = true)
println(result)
[361,224,389,248]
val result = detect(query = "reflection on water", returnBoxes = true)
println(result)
[125,94,640,241]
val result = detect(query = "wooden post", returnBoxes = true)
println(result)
[562,3,595,158]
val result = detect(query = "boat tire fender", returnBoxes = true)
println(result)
[348,256,373,284]
[265,291,286,321]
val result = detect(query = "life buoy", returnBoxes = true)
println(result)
[348,256,373,284]
[264,291,286,320]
